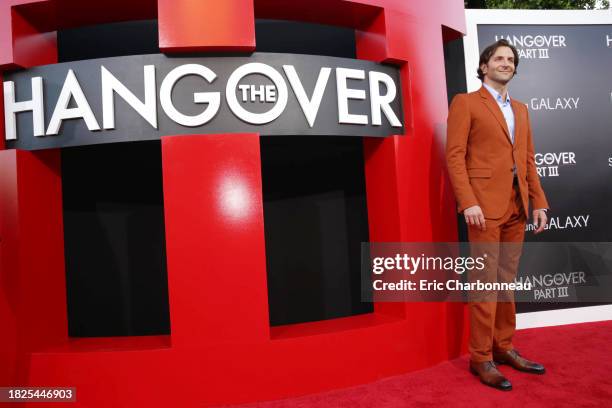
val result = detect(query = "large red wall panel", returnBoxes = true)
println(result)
[0,0,469,405]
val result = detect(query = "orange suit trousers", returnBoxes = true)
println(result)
[467,181,526,363]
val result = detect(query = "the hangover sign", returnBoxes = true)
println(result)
[2,53,404,150]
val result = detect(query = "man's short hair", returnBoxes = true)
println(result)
[477,39,520,81]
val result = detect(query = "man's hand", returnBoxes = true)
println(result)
[464,205,486,231]
[532,209,548,234]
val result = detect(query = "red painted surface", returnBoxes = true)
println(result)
[0,0,56,70]
[158,0,255,52]
[0,72,4,150]
[0,149,67,387]
[161,134,270,346]
[0,0,159,69]
[0,0,470,406]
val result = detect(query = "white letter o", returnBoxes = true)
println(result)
[226,63,288,124]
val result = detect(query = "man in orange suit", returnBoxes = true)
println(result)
[446,39,549,391]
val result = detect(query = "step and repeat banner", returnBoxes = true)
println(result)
[463,10,612,316]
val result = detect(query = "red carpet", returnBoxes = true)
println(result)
[220,320,612,408]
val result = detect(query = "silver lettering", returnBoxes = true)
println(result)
[3,77,45,140]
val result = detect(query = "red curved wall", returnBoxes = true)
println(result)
[0,1,468,406]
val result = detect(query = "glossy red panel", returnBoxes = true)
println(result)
[0,72,4,150]
[158,0,256,52]
[0,0,56,69]
[0,149,67,385]
[0,0,469,405]
[161,133,270,345]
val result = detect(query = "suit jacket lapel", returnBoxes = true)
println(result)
[479,87,512,145]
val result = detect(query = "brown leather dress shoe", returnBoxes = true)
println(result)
[469,360,512,391]
[493,349,546,374]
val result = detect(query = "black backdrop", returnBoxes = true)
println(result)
[444,23,612,314]
[477,25,612,313]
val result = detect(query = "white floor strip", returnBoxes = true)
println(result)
[517,304,612,329]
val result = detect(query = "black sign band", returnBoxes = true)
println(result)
[3,53,404,150]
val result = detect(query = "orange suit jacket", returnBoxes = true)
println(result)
[446,87,549,220]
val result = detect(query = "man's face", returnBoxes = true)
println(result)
[481,46,515,85]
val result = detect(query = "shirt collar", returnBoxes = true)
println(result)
[482,82,511,105]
